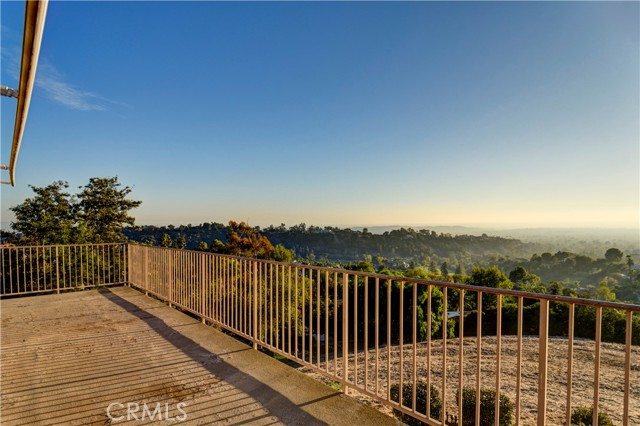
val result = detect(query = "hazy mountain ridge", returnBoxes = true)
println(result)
[123,223,639,265]
[350,225,639,259]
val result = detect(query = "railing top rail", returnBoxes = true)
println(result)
[1,242,126,249]
[128,243,640,312]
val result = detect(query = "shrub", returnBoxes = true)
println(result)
[570,406,613,426]
[389,381,442,426]
[457,387,513,426]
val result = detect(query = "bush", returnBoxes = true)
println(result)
[389,381,442,426]
[570,406,613,426]
[457,387,513,426]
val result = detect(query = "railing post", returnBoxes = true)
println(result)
[537,299,549,426]
[168,250,173,308]
[624,310,632,425]
[126,244,130,286]
[144,247,148,296]
[55,246,60,294]
[593,306,602,426]
[252,261,258,350]
[342,273,348,394]
[566,303,575,426]
[200,253,206,324]
[495,294,502,426]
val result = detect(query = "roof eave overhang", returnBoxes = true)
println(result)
[2,0,48,186]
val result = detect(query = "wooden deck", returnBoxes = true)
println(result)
[0,286,400,425]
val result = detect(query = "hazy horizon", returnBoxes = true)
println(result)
[5,217,637,239]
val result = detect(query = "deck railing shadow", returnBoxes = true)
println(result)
[97,287,331,425]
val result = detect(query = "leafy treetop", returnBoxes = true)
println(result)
[78,177,142,243]
[10,177,141,245]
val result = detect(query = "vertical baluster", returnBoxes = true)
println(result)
[282,265,286,351]
[343,272,349,392]
[252,260,258,350]
[20,248,26,293]
[80,245,83,290]
[308,269,313,364]
[266,263,278,347]
[295,266,299,359]
[366,276,370,393]
[593,306,602,426]
[517,296,524,425]
[565,303,574,426]
[1,248,5,295]
[317,269,321,368]
[387,278,391,400]
[537,299,549,426]
[459,289,465,425]
[334,272,338,374]
[495,294,502,426]
[354,274,359,384]
[476,291,483,426]
[55,246,60,294]
[288,266,293,356]
[427,285,432,419]
[72,246,76,289]
[623,311,632,426]
[399,281,404,408]
[412,282,417,413]
[8,248,13,294]
[375,277,380,397]
[442,287,447,425]
[326,270,330,372]
[302,267,306,362]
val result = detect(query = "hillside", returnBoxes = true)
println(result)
[300,336,639,426]
[124,223,537,265]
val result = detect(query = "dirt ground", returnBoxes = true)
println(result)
[299,336,639,426]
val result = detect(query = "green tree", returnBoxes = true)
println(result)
[467,266,513,290]
[161,233,173,248]
[440,261,449,277]
[210,239,227,253]
[345,260,375,273]
[225,221,274,259]
[548,281,565,295]
[195,241,209,251]
[593,277,617,302]
[570,406,613,426]
[10,181,77,245]
[466,266,513,311]
[77,177,141,243]
[508,266,542,292]
[458,387,514,426]
[508,266,528,284]
[175,235,187,249]
[604,248,623,262]
[0,230,18,244]
[390,381,442,425]
[271,244,295,262]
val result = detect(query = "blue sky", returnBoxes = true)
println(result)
[1,1,638,229]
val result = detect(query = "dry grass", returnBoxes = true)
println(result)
[299,336,639,425]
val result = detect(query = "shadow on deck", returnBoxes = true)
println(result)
[0,286,399,425]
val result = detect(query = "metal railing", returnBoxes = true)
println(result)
[1,243,637,425]
[0,244,127,296]
[127,245,639,426]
